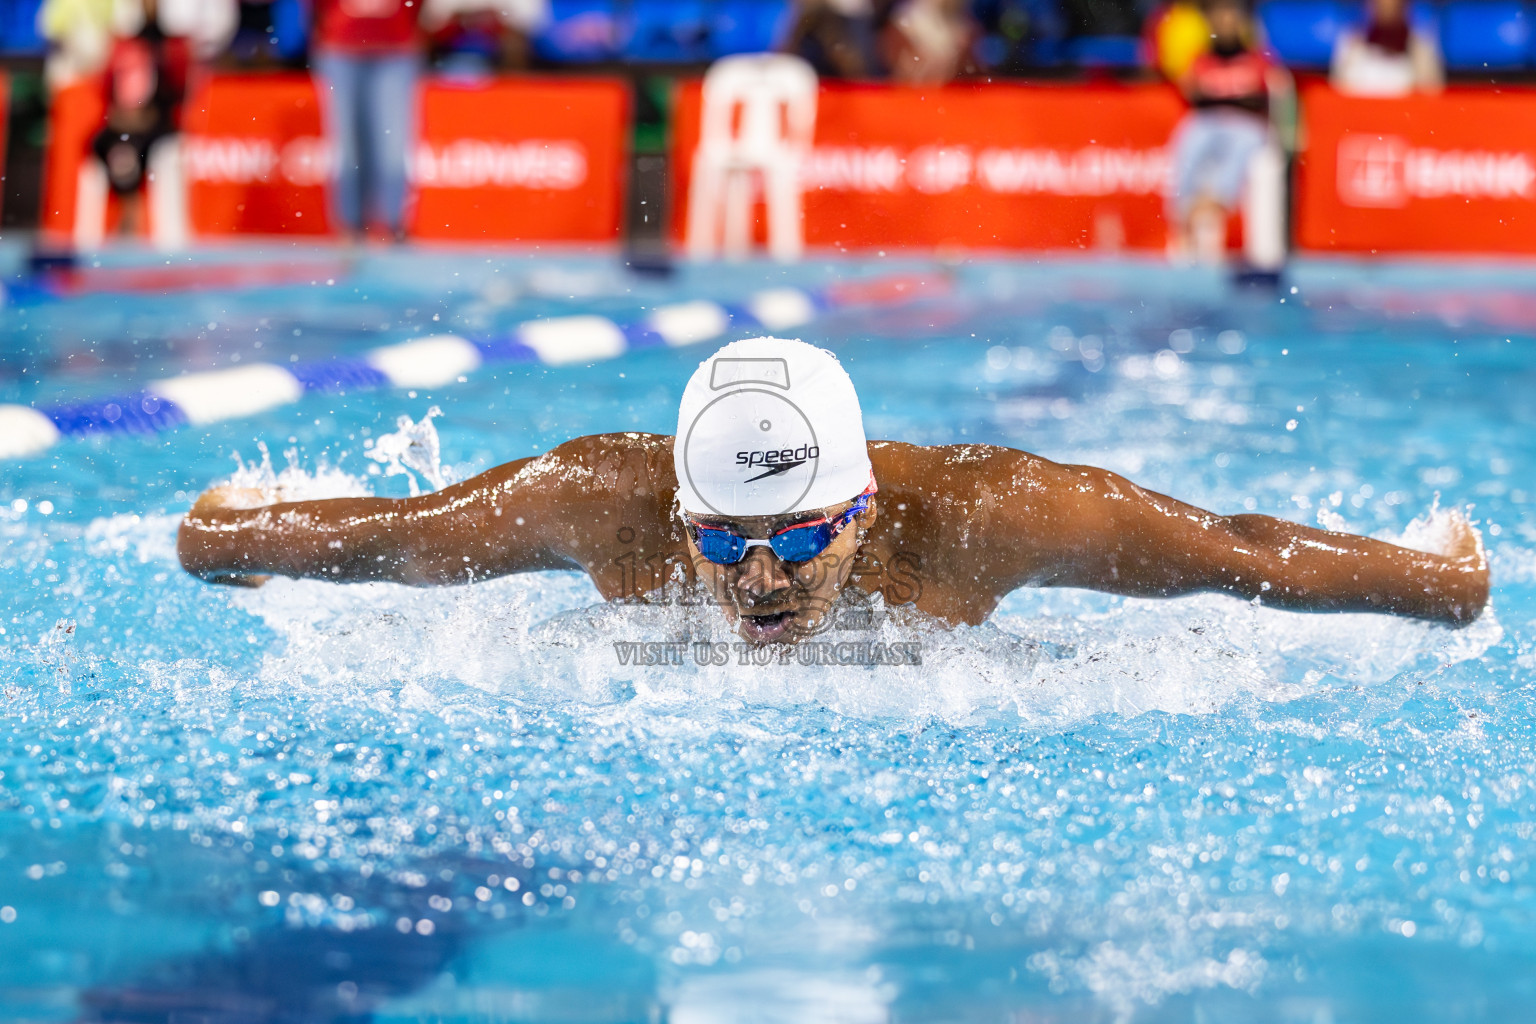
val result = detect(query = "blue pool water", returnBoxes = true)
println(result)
[1,248,1534,1022]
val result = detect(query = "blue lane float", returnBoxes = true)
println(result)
[0,280,910,459]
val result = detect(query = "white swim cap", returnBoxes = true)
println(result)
[674,337,872,516]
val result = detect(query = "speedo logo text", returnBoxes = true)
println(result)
[736,445,820,469]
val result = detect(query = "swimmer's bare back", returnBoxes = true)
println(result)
[178,432,1490,626]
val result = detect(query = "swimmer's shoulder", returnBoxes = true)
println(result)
[550,432,677,490]
[864,441,1067,621]
[494,433,678,520]
[537,431,674,473]
[867,440,1063,501]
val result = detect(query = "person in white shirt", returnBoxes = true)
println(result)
[39,0,234,88]
[1331,0,1442,97]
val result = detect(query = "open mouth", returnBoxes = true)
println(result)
[739,609,795,643]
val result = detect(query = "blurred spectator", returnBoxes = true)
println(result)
[882,0,982,83]
[311,0,424,244]
[1144,0,1208,81]
[157,0,238,59]
[1059,0,1143,40]
[89,0,189,236]
[42,0,234,88]
[972,0,1061,73]
[228,0,275,62]
[39,0,114,88]
[783,0,880,79]
[422,0,550,72]
[1331,0,1442,96]
[227,0,305,65]
[1166,0,1284,263]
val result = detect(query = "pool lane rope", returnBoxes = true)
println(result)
[0,274,943,459]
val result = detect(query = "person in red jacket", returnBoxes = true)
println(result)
[310,0,425,243]
[90,0,191,237]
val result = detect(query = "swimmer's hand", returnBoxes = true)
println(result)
[191,484,273,514]
[183,486,273,588]
[1442,509,1487,565]
[1438,509,1491,624]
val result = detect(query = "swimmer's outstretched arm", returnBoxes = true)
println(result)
[996,455,1489,625]
[178,438,636,586]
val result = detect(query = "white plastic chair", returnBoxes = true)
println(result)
[74,134,189,251]
[1242,143,1286,271]
[685,54,817,263]
[73,158,109,251]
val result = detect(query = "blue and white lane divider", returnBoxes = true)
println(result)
[0,285,837,459]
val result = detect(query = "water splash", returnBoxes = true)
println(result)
[225,442,371,503]
[1390,497,1477,556]
[364,407,456,496]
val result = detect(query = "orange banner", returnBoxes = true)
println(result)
[412,78,628,242]
[1296,84,1536,254]
[669,81,1188,252]
[181,73,329,235]
[44,73,628,242]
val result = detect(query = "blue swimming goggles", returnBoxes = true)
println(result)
[686,485,876,566]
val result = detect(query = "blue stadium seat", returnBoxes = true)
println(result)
[711,0,793,56]
[1440,0,1530,70]
[1406,0,1440,40]
[1258,0,1353,67]
[534,0,622,62]
[0,0,45,56]
[622,0,713,61]
[1063,35,1143,67]
[270,0,309,62]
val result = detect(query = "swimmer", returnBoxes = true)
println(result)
[179,337,1490,644]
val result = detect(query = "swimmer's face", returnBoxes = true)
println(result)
[1370,0,1404,22]
[1207,1,1248,42]
[685,497,878,645]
